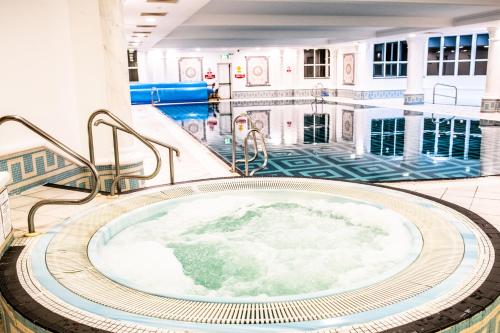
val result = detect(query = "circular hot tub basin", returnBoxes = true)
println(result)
[25,177,496,332]
[88,189,423,302]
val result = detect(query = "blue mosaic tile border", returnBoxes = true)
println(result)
[404,93,425,105]
[481,98,500,113]
[0,147,144,195]
[232,89,404,100]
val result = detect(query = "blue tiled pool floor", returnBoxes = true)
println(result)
[212,140,481,182]
[156,101,498,182]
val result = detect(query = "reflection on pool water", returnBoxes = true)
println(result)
[156,101,500,181]
[90,190,422,301]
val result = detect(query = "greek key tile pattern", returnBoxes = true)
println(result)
[404,93,425,105]
[481,98,500,113]
[0,147,144,194]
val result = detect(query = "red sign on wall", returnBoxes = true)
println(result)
[205,71,216,79]
[235,73,246,79]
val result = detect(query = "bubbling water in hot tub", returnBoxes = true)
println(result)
[92,190,421,301]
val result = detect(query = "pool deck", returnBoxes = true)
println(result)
[2,98,500,333]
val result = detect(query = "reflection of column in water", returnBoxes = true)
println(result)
[354,109,368,156]
[480,120,500,175]
[403,111,424,161]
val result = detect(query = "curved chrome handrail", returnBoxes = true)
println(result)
[433,83,458,105]
[244,129,269,176]
[87,109,162,196]
[94,119,180,185]
[151,87,160,105]
[231,114,258,172]
[0,115,100,235]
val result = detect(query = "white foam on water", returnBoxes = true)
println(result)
[95,190,420,300]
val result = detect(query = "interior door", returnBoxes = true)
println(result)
[217,63,231,99]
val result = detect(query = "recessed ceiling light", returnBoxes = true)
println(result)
[145,17,156,23]
[136,25,157,28]
[140,12,167,16]
[133,31,152,34]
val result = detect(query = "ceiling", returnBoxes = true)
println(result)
[124,0,500,50]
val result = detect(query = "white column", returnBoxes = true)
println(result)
[481,23,500,113]
[404,34,425,105]
[354,42,370,98]
[480,121,500,174]
[403,111,423,161]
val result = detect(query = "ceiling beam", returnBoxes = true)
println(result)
[185,14,452,28]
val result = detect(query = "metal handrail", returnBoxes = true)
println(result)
[244,129,269,176]
[311,96,325,113]
[433,83,458,105]
[231,114,259,172]
[151,87,160,105]
[88,109,162,196]
[0,115,100,236]
[94,119,180,185]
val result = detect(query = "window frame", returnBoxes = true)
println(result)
[127,49,139,82]
[426,33,489,77]
[372,41,408,79]
[303,49,331,79]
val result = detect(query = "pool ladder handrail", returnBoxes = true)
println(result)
[311,96,325,113]
[88,109,179,196]
[0,115,100,236]
[151,87,161,105]
[433,83,458,105]
[94,119,180,185]
[231,114,269,176]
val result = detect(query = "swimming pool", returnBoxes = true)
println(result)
[156,101,500,181]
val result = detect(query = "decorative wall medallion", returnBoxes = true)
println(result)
[246,56,270,87]
[247,110,271,137]
[342,110,354,142]
[343,53,355,86]
[179,57,203,82]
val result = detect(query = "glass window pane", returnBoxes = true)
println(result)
[373,64,384,77]
[374,43,384,62]
[476,33,489,60]
[127,50,138,67]
[304,66,314,77]
[399,63,407,76]
[386,42,398,62]
[315,49,326,64]
[458,61,470,75]
[474,61,487,75]
[459,35,472,60]
[427,62,439,76]
[304,49,314,64]
[128,68,139,82]
[385,63,397,77]
[443,36,456,61]
[428,37,441,61]
[442,62,455,75]
[315,65,327,78]
[399,41,408,61]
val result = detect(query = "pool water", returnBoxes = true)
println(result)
[156,101,500,182]
[90,190,422,301]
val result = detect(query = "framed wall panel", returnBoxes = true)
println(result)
[343,53,355,85]
[246,56,270,87]
[179,57,203,82]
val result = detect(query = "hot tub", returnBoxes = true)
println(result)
[18,178,499,332]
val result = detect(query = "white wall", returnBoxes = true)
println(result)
[0,0,134,164]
